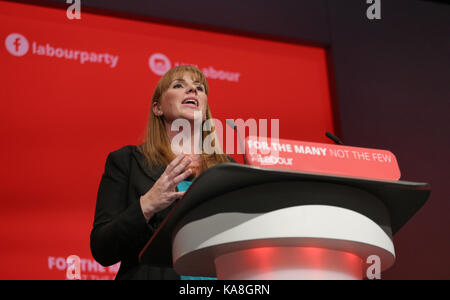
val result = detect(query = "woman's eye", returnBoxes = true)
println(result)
[173,83,183,88]
[196,86,204,91]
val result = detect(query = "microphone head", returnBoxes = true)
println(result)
[325,131,334,139]
[325,131,344,145]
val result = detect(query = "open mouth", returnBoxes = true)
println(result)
[182,97,199,108]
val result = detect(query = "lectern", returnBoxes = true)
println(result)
[139,163,430,280]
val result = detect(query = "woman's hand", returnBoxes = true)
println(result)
[140,154,192,222]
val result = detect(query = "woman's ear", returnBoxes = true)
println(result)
[152,100,162,116]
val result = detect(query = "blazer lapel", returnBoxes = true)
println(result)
[131,147,165,182]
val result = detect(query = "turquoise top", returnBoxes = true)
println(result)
[177,180,217,281]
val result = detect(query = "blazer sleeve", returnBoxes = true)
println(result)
[90,147,154,266]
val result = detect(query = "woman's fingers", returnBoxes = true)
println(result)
[165,155,191,179]
[142,160,191,215]
[166,167,192,190]
[171,191,187,200]
[173,168,192,185]
[165,154,185,174]
[171,157,192,177]
[154,155,194,201]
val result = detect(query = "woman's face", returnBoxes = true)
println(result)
[155,73,208,124]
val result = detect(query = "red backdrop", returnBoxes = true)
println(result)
[0,1,335,279]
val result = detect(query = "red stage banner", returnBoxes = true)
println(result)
[0,1,334,279]
[245,136,401,180]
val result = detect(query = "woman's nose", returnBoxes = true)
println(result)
[186,85,198,94]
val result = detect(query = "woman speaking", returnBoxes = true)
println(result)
[90,65,233,279]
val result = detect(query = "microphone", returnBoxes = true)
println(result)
[226,119,248,165]
[325,131,344,145]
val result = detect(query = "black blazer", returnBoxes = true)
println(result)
[91,145,181,280]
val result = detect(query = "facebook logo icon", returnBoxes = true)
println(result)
[5,33,29,56]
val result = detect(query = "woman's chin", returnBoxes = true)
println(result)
[180,111,204,122]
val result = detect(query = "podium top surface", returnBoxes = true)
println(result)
[139,163,430,267]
